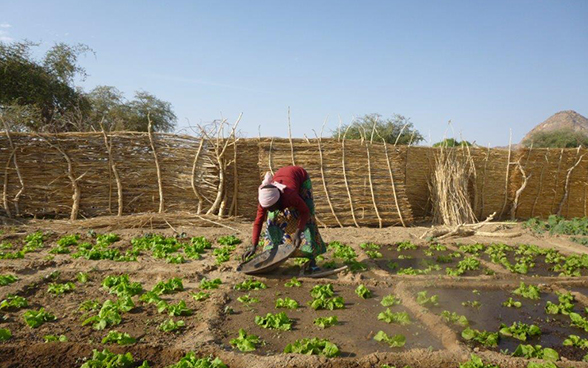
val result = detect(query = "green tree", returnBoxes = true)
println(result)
[333,113,423,145]
[85,87,177,132]
[433,138,472,147]
[522,129,588,148]
[0,41,91,131]
[1,41,176,132]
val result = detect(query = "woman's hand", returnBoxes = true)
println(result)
[292,229,302,249]
[242,243,258,261]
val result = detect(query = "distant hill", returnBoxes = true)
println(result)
[522,110,588,144]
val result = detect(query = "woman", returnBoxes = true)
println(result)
[244,166,326,273]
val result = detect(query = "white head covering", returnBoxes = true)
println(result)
[258,172,287,208]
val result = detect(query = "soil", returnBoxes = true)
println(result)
[1,219,588,368]
[370,244,488,277]
[218,279,442,357]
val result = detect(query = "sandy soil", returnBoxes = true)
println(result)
[0,218,588,368]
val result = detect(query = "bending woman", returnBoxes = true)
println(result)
[245,166,326,273]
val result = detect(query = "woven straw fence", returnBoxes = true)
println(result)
[0,132,220,219]
[1,130,587,225]
[258,138,414,227]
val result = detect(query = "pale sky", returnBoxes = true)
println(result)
[2,0,587,146]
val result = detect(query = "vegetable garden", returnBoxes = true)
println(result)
[1,218,588,368]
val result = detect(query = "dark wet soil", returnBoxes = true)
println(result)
[421,286,588,361]
[219,278,443,357]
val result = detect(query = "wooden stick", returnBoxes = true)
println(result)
[148,116,164,213]
[39,135,81,221]
[550,148,564,213]
[191,138,206,214]
[381,138,406,227]
[510,161,529,220]
[341,126,359,227]
[101,127,123,216]
[479,145,490,218]
[230,137,239,216]
[268,137,275,175]
[2,150,15,218]
[3,125,24,215]
[499,129,512,219]
[557,147,585,216]
[531,151,549,218]
[313,129,343,227]
[288,107,295,166]
[365,141,383,228]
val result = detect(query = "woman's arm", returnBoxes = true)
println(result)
[251,204,266,246]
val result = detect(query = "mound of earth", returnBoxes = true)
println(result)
[522,110,588,143]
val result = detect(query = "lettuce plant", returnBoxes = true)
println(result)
[355,285,372,299]
[254,312,292,331]
[284,338,340,357]
[314,316,338,329]
[230,329,260,352]
[374,331,406,347]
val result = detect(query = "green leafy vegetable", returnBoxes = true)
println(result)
[102,274,143,297]
[191,291,210,302]
[77,272,90,283]
[440,311,469,327]
[396,241,417,251]
[310,284,334,299]
[152,277,184,295]
[512,344,559,361]
[378,309,411,325]
[200,278,222,290]
[48,282,76,295]
[23,307,56,328]
[217,235,241,245]
[254,312,292,331]
[461,327,499,347]
[82,300,122,330]
[285,277,302,287]
[373,331,406,347]
[166,352,226,368]
[314,316,338,329]
[416,291,439,307]
[513,282,541,300]
[230,329,261,352]
[459,354,500,368]
[43,334,67,342]
[0,274,17,286]
[284,338,340,357]
[309,296,345,310]
[237,294,259,304]
[355,284,372,299]
[0,328,11,341]
[275,297,299,309]
[0,294,28,310]
[159,319,185,332]
[234,279,266,291]
[101,330,136,345]
[502,298,522,308]
[79,349,137,368]
[499,322,541,341]
[381,294,401,307]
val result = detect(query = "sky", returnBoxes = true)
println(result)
[1,0,587,146]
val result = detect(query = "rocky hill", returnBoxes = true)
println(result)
[522,110,588,143]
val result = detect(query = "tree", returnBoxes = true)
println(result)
[333,113,423,145]
[522,129,588,148]
[0,41,91,131]
[433,138,472,147]
[125,91,176,132]
[0,41,177,132]
[85,87,177,132]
